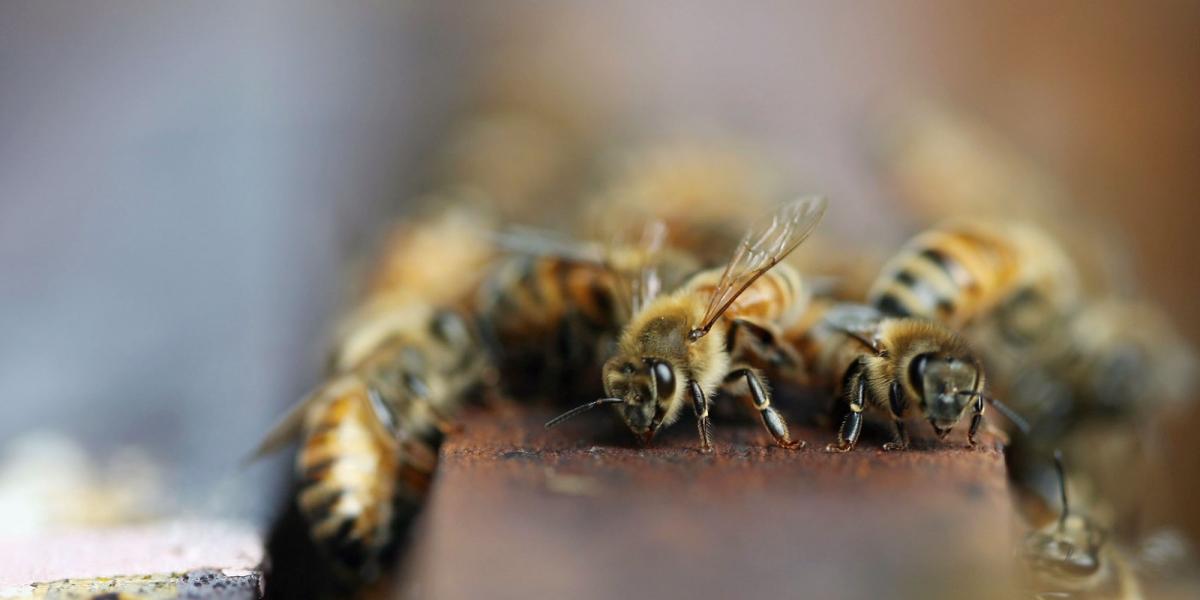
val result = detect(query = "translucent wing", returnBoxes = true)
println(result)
[821,304,885,351]
[244,382,333,463]
[490,226,606,265]
[695,196,828,337]
[618,219,667,316]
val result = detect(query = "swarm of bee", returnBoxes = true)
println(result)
[251,96,1197,599]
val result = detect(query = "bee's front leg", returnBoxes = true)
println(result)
[883,381,910,451]
[688,381,714,453]
[967,394,985,446]
[725,367,804,450]
[826,367,866,453]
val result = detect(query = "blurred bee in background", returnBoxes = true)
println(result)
[871,102,1135,294]
[1021,453,1144,600]
[867,218,1080,335]
[1005,299,1197,535]
[582,139,881,299]
[256,205,494,580]
[582,140,785,264]
[546,197,826,451]
[478,218,700,402]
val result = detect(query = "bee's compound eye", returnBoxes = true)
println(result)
[649,360,675,401]
[908,353,932,396]
[431,310,470,346]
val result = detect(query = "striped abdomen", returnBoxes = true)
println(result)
[480,256,621,337]
[296,379,434,576]
[868,221,1076,330]
[687,263,809,328]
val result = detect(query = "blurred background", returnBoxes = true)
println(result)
[1,0,1197,556]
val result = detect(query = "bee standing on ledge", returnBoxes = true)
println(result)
[787,303,1002,452]
[546,197,827,452]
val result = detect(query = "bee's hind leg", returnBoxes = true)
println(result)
[725,367,804,449]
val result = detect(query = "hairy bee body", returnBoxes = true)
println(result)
[868,219,1079,335]
[481,255,623,342]
[296,377,411,571]
[683,265,809,329]
[478,255,625,397]
[548,197,829,450]
[787,303,987,451]
[598,265,805,447]
[295,303,486,576]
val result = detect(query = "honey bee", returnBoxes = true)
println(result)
[258,303,487,578]
[255,206,494,579]
[545,197,827,451]
[867,218,1080,337]
[1021,453,1144,600]
[785,302,1003,452]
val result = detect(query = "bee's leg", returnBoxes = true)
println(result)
[725,367,804,449]
[405,374,463,435]
[825,376,866,453]
[688,381,714,453]
[729,319,803,378]
[967,394,985,446]
[883,381,910,451]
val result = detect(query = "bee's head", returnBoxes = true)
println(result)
[908,353,981,437]
[544,356,679,443]
[600,356,677,442]
[1023,515,1105,580]
[1024,451,1106,581]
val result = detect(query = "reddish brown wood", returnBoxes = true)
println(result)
[388,406,1019,600]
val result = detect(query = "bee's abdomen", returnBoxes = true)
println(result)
[869,227,1014,327]
[296,384,432,575]
[482,256,620,336]
[689,264,807,326]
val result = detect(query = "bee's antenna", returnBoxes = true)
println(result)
[545,398,624,429]
[1053,449,1070,532]
[957,391,1030,435]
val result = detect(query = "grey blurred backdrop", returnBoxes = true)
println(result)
[2,1,1198,531]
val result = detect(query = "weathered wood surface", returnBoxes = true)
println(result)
[389,407,1019,600]
[0,521,264,600]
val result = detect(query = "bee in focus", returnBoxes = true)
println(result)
[787,303,1000,452]
[546,197,827,451]
[1021,453,1143,600]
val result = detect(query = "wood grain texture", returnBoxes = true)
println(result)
[389,406,1019,600]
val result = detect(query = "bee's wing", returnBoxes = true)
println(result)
[245,382,332,462]
[624,219,667,316]
[697,196,828,335]
[490,226,607,264]
[821,304,884,351]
